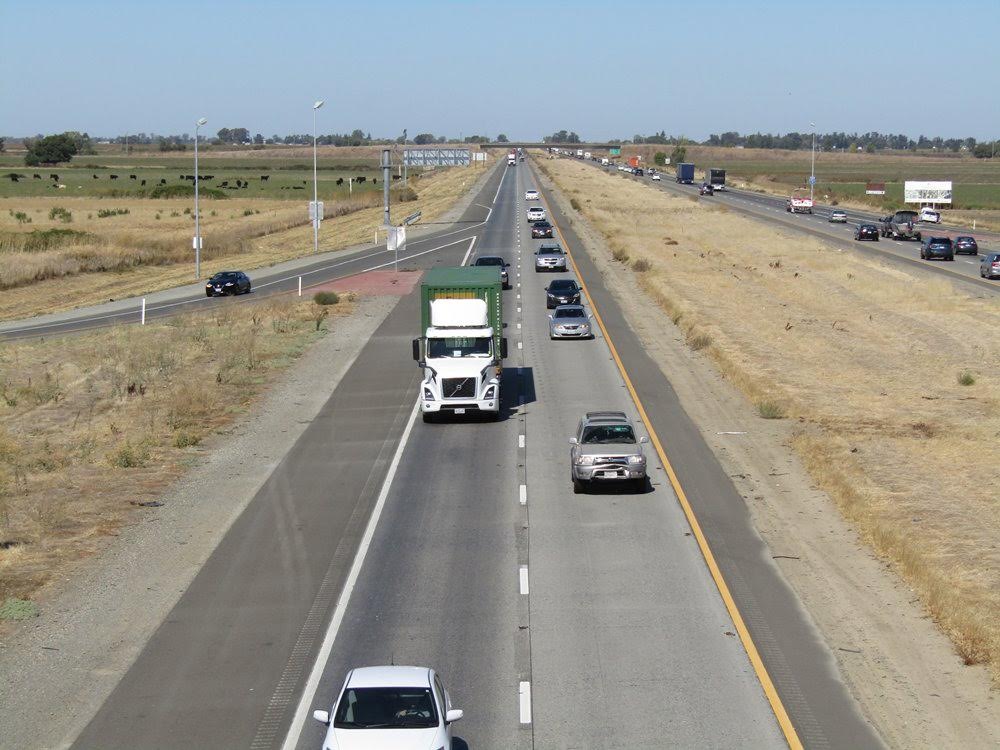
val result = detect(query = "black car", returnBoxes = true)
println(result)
[205,270,251,296]
[699,183,714,196]
[472,255,510,288]
[854,223,879,241]
[954,236,978,255]
[531,221,554,239]
[920,237,954,261]
[634,168,644,177]
[545,279,582,308]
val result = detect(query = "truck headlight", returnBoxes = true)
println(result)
[628,455,645,465]
[483,385,497,400]
[575,455,595,466]
[422,387,435,401]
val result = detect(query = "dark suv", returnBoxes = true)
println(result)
[473,255,510,288]
[854,223,879,241]
[920,237,954,261]
[954,236,978,255]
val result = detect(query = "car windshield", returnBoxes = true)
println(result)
[538,247,563,255]
[581,424,636,444]
[956,237,973,242]
[548,281,578,292]
[895,211,919,221]
[211,273,238,283]
[554,308,585,319]
[475,257,503,266]
[334,687,438,729]
[427,337,491,358]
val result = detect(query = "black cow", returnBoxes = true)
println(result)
[336,178,344,186]
[129,174,137,180]
[260,175,269,182]
[356,176,366,184]
[159,178,167,185]
[292,185,304,190]
[110,174,118,180]
[392,174,401,181]
[49,173,58,180]
[141,179,146,186]
[373,178,377,184]
[33,173,41,179]
[219,181,229,187]
[9,174,19,182]
[93,174,99,179]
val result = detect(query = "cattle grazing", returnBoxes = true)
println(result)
[129,174,137,180]
[159,178,167,185]
[302,180,307,185]
[50,174,59,180]
[93,174,99,179]
[336,177,344,186]
[355,176,366,184]
[392,174,401,180]
[292,185,304,190]
[33,173,41,179]
[110,174,119,180]
[260,175,269,182]
[9,174,19,182]
[141,179,146,186]
[241,182,248,189]
[373,178,377,184]
[219,181,229,187]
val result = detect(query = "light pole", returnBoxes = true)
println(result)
[312,100,324,253]
[194,117,207,279]
[809,122,816,203]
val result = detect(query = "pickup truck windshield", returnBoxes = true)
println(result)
[582,425,636,444]
[428,337,491,358]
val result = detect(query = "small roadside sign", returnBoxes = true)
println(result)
[808,175,816,186]
[308,201,324,221]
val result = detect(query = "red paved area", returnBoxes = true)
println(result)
[306,269,424,297]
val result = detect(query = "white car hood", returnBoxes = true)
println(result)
[327,726,440,750]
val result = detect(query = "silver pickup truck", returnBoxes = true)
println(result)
[534,243,568,272]
[879,210,922,241]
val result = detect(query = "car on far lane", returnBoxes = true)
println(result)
[569,410,648,494]
[525,189,540,201]
[651,173,661,181]
[545,278,581,308]
[854,223,879,241]
[699,183,714,196]
[534,243,567,272]
[954,236,979,255]
[472,255,510,288]
[920,236,954,261]
[980,252,1000,279]
[531,220,554,239]
[312,666,463,750]
[548,304,593,339]
[526,206,546,223]
[828,210,848,223]
[205,270,251,297]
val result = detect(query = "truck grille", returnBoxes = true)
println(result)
[593,456,629,466]
[442,377,477,399]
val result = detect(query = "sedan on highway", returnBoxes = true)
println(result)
[545,278,582,308]
[854,224,879,241]
[699,183,714,196]
[525,189,540,201]
[526,206,546,223]
[205,270,251,297]
[549,304,593,339]
[828,210,848,223]
[531,220,554,239]
[535,243,567,272]
[954,236,979,255]
[651,173,661,181]
[920,237,954,261]
[472,255,510,288]
[313,666,463,750]
[981,252,1000,279]
[570,410,648,493]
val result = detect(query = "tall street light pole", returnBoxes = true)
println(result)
[194,117,207,279]
[312,100,324,253]
[809,122,816,204]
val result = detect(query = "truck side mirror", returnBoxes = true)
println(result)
[500,338,508,359]
[412,338,420,361]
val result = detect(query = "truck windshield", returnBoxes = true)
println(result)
[428,337,492,358]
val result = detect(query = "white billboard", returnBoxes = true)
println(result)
[904,180,952,204]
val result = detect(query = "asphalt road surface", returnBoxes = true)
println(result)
[72,158,882,749]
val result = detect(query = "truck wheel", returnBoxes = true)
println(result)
[572,477,585,494]
[422,412,437,424]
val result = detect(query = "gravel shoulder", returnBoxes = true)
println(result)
[0,294,397,750]
[536,167,1000,749]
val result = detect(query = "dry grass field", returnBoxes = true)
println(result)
[0,160,487,320]
[540,157,1000,681]
[0,295,354,609]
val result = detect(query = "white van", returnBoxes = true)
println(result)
[920,207,941,223]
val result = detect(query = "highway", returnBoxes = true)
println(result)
[71,158,882,749]
[602,162,1000,295]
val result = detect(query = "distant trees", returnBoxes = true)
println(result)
[216,127,251,144]
[0,137,5,152]
[253,133,264,145]
[157,137,187,152]
[653,151,667,166]
[463,135,490,144]
[543,130,582,144]
[413,133,437,145]
[669,145,687,164]
[24,133,79,165]
[496,134,509,143]
[973,142,998,158]
[702,130,984,153]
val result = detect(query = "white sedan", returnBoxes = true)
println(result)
[314,666,463,750]
[526,206,546,222]
[651,173,661,181]
[525,189,540,200]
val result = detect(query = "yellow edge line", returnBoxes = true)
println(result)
[534,164,804,750]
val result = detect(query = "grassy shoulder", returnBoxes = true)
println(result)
[539,156,1000,682]
[0,159,492,320]
[0,294,353,610]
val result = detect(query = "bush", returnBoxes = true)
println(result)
[146,183,227,199]
[631,258,652,272]
[687,332,712,351]
[958,371,976,386]
[755,399,785,419]
[611,248,630,263]
[48,206,72,223]
[570,197,582,211]
[313,291,340,305]
[108,441,149,468]
[96,207,129,218]
[390,185,418,203]
[173,431,201,448]
[13,211,31,224]
[653,151,667,166]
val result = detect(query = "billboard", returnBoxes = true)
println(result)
[403,149,471,167]
[865,182,885,195]
[904,180,952,204]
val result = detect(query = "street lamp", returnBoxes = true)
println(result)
[312,100,324,253]
[809,122,816,203]
[194,117,207,279]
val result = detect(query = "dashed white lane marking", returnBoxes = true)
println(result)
[517,341,523,350]
[517,306,522,313]
[517,293,521,299]
[519,484,527,505]
[518,434,525,448]
[519,681,532,724]
[517,322,522,329]
[519,565,530,595]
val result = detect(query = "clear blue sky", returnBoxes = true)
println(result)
[3,0,998,141]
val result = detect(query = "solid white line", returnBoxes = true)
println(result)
[519,484,527,505]
[280,401,421,750]
[519,565,529,595]
[519,681,532,724]
[461,236,477,266]
[518,434,525,448]
[492,165,507,204]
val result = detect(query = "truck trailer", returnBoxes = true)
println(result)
[708,168,726,191]
[412,267,507,422]
[675,163,695,184]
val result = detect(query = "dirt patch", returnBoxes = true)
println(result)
[535,158,1000,747]
[313,269,424,297]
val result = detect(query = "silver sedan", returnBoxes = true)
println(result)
[548,304,593,339]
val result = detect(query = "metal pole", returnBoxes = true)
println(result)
[312,101,323,253]
[382,148,391,230]
[810,125,816,204]
[194,121,201,279]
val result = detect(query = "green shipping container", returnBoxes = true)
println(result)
[420,266,503,358]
